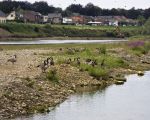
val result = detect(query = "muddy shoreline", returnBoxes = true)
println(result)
[0,43,150,120]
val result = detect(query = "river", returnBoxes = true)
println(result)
[15,71,150,120]
[0,39,127,45]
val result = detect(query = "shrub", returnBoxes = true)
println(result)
[143,18,150,35]
[97,46,106,54]
[46,69,59,83]
[128,41,149,55]
[79,64,93,71]
[88,67,109,80]
[34,27,40,32]
[104,56,128,68]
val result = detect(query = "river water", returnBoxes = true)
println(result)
[0,39,127,45]
[16,71,150,120]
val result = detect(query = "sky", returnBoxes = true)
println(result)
[2,0,150,9]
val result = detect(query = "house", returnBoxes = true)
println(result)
[41,15,48,23]
[22,10,42,23]
[109,20,119,26]
[48,13,62,24]
[0,10,6,23]
[71,15,84,24]
[62,17,73,24]
[94,16,137,26]
[70,15,94,25]
[87,21,102,26]
[94,16,119,26]
[6,11,16,21]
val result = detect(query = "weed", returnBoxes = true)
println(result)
[46,69,59,83]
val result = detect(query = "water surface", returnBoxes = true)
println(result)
[16,71,150,120]
[0,39,127,45]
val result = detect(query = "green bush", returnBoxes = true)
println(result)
[104,56,128,68]
[143,18,150,35]
[98,46,106,54]
[46,69,59,83]
[88,67,109,80]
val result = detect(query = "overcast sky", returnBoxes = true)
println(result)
[2,0,150,9]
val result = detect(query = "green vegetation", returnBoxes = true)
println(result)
[1,41,150,81]
[128,40,150,56]
[0,23,141,38]
[46,69,59,83]
[41,44,129,80]
[143,18,150,35]
[88,67,108,80]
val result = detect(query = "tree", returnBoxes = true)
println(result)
[143,18,150,34]
[33,2,62,15]
[84,3,102,16]
[137,15,146,26]
[126,7,144,19]
[66,4,84,14]
[144,8,150,19]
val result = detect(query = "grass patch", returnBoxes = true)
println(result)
[46,69,59,83]
[0,23,141,38]
[88,67,109,80]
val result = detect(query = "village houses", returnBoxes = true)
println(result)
[48,13,62,24]
[0,9,138,26]
[0,10,6,23]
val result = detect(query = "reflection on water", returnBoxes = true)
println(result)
[0,39,127,45]
[16,71,150,120]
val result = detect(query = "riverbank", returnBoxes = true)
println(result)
[0,23,140,40]
[0,41,150,119]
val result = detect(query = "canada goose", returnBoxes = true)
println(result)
[88,59,97,67]
[46,57,50,65]
[92,60,97,67]
[37,60,47,73]
[76,57,80,66]
[49,57,54,66]
[66,58,72,64]
[85,58,92,63]
[7,55,17,64]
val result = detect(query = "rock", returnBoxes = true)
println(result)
[115,81,124,85]
[137,71,144,76]
[22,102,27,108]
[115,77,127,82]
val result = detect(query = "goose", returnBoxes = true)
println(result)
[7,55,17,64]
[75,57,80,66]
[49,57,54,66]
[66,58,72,64]
[37,60,48,73]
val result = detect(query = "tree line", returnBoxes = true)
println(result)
[0,1,150,20]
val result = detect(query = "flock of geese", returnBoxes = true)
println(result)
[5,47,106,73]
[37,57,54,73]
[6,54,105,73]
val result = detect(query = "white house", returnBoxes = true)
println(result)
[62,17,73,24]
[0,10,6,23]
[6,11,16,21]
[41,15,48,23]
[87,21,102,26]
[109,20,118,26]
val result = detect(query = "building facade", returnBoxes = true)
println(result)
[0,10,6,23]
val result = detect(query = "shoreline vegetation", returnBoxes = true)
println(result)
[0,23,141,40]
[0,40,150,119]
